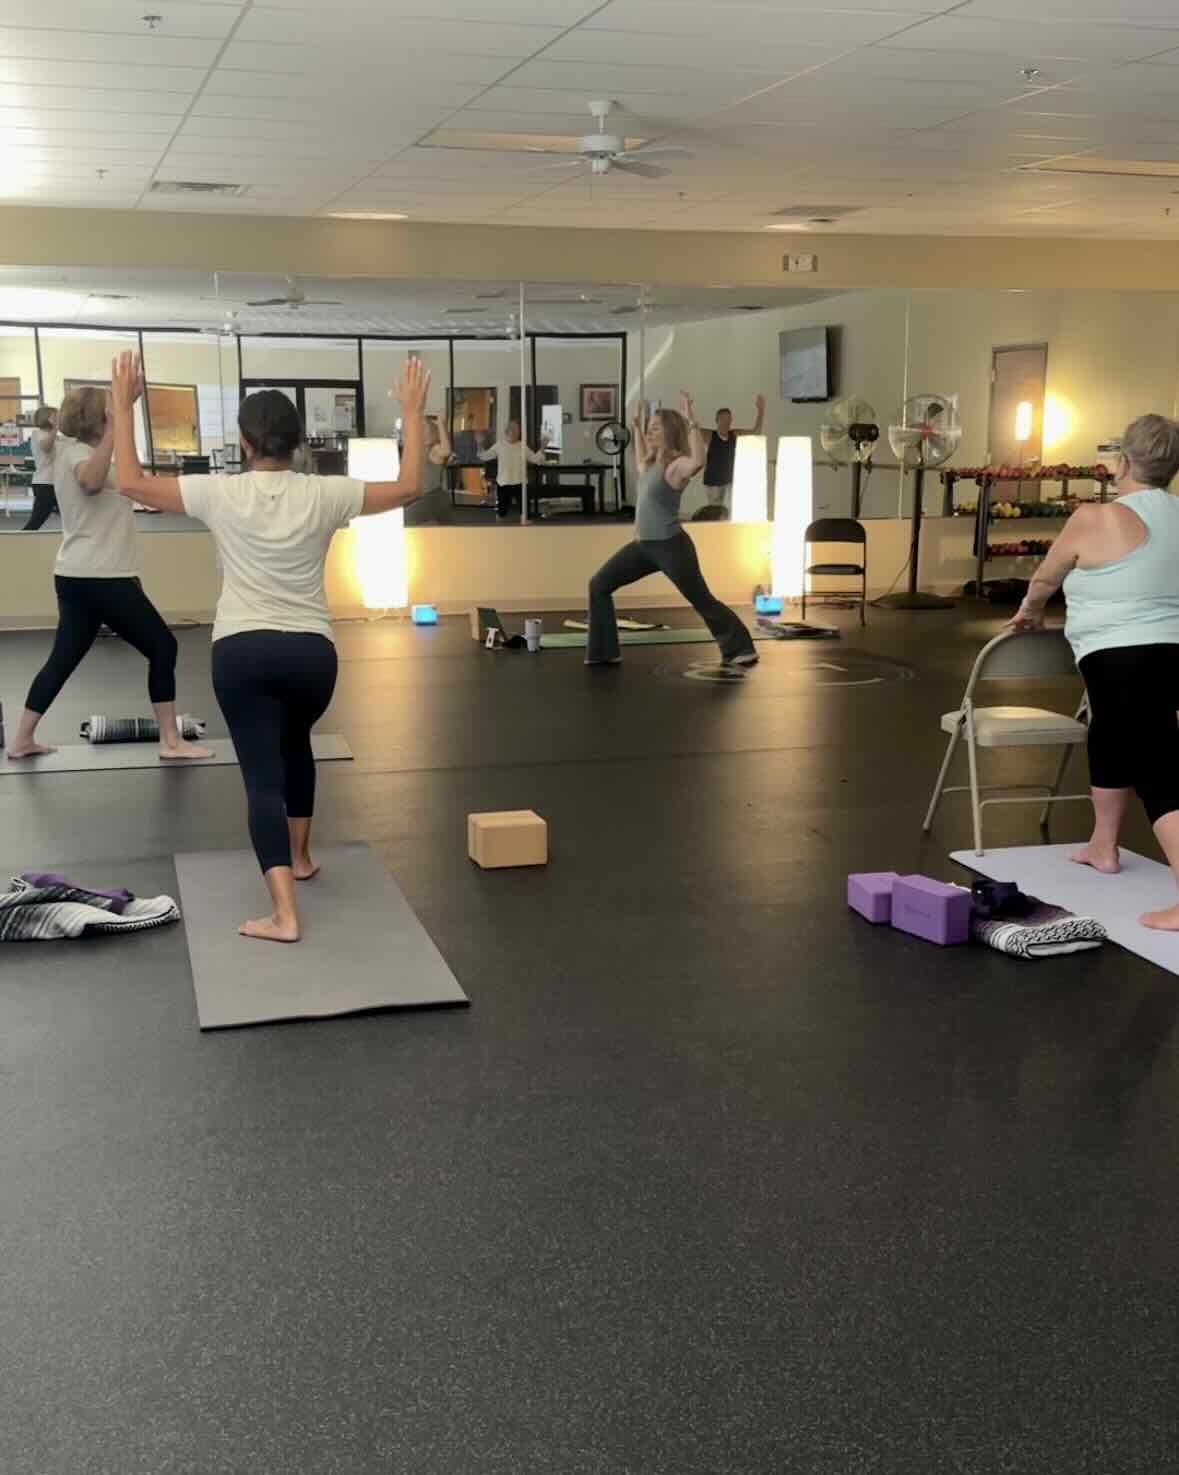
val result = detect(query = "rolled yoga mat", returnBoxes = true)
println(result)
[952,844,1179,977]
[175,841,469,1029]
[2,733,352,775]
[81,714,206,743]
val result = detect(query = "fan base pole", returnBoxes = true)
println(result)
[874,591,956,610]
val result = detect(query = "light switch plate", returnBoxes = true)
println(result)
[784,253,818,273]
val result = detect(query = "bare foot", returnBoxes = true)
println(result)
[292,858,320,881]
[239,915,301,943]
[5,742,57,759]
[1069,845,1121,875]
[159,738,214,761]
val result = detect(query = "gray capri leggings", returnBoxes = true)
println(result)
[587,531,755,664]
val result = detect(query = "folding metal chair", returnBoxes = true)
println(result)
[923,628,1091,855]
[802,517,867,626]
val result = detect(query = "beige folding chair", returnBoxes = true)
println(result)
[923,628,1091,855]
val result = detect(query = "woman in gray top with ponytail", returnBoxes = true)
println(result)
[586,392,757,667]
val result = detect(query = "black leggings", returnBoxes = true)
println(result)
[26,576,178,715]
[1081,644,1179,824]
[23,484,59,531]
[212,631,338,873]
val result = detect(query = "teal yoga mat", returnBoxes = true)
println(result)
[541,627,771,649]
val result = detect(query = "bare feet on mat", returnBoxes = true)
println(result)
[1069,845,1121,875]
[159,738,214,761]
[292,857,320,881]
[240,914,302,943]
[1140,905,1179,931]
[5,742,56,758]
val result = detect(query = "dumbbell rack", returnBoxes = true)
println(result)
[941,468,1113,594]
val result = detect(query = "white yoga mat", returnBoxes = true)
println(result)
[176,841,468,1029]
[1,733,352,775]
[952,844,1179,976]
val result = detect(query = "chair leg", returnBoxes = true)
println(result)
[965,717,984,855]
[923,723,962,832]
[860,573,866,626]
[1039,744,1075,830]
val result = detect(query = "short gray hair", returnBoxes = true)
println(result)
[1122,414,1179,488]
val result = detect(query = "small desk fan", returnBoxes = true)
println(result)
[819,397,879,517]
[875,393,961,611]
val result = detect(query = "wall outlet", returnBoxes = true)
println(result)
[784,253,817,273]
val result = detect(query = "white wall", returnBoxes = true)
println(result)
[631,288,1179,521]
[630,291,910,519]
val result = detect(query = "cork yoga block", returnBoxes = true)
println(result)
[468,811,548,869]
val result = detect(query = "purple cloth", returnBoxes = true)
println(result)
[20,872,133,915]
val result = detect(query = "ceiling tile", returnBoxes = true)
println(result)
[0,57,204,90]
[0,1,243,37]
[0,27,222,65]
[890,14,1179,61]
[0,82,192,113]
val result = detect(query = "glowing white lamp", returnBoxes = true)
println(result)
[730,434,768,523]
[348,437,407,610]
[1013,400,1034,444]
[771,436,814,599]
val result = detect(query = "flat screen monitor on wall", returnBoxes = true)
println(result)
[779,326,831,402]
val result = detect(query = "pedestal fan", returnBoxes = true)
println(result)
[819,397,879,517]
[875,394,961,611]
[596,420,632,511]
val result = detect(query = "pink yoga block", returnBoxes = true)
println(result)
[891,875,972,946]
[847,872,901,925]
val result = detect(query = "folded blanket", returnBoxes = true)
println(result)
[19,872,133,914]
[80,714,206,745]
[971,901,1106,958]
[0,878,179,942]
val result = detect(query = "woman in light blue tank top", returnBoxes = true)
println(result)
[1011,414,1179,929]
[586,393,756,668]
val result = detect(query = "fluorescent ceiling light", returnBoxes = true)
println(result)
[328,210,408,220]
[764,223,811,232]
[0,286,87,318]
[1024,157,1179,179]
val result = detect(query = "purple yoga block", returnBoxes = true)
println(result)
[891,875,972,946]
[847,872,900,925]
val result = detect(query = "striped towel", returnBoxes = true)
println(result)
[80,714,206,744]
[971,902,1106,959]
[0,878,179,942]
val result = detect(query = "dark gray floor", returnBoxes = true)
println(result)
[2,606,1178,1475]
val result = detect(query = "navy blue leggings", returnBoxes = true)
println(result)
[26,576,177,715]
[212,631,338,873]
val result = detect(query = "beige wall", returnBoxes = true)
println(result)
[0,518,970,630]
[4,207,1179,292]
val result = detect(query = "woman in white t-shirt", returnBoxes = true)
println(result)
[24,405,60,531]
[7,387,211,763]
[478,418,548,519]
[109,350,431,945]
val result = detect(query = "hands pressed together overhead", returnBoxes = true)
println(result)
[110,351,145,415]
[396,357,431,415]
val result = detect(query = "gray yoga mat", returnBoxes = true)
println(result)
[541,627,772,649]
[1,733,352,775]
[175,841,468,1029]
[952,844,1179,977]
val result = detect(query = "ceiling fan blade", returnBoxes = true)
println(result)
[622,145,693,160]
[246,297,290,307]
[300,299,344,306]
[610,159,670,179]
[526,158,585,172]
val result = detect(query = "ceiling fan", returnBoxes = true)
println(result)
[201,274,342,310]
[525,99,693,180]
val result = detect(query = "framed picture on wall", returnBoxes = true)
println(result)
[580,383,617,422]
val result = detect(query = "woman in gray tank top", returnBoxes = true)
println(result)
[586,393,756,667]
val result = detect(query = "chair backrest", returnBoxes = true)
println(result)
[962,628,1078,703]
[805,517,866,546]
